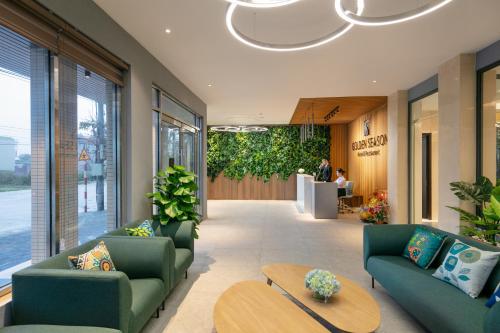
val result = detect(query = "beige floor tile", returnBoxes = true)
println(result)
[141,200,425,333]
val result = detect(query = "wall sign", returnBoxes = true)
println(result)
[351,134,388,157]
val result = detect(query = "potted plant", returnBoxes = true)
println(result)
[448,177,500,246]
[146,165,201,238]
[359,191,389,224]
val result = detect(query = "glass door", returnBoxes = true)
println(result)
[160,120,180,169]
[181,126,196,172]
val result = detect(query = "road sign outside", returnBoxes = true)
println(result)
[79,148,91,161]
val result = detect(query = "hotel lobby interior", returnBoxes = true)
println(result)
[0,1,499,332]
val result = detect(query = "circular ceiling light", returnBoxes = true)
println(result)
[224,0,301,8]
[210,125,268,132]
[334,0,453,27]
[225,0,364,52]
[240,126,268,132]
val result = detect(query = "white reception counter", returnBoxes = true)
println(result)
[296,174,338,219]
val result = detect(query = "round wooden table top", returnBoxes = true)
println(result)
[213,280,329,333]
[262,263,381,333]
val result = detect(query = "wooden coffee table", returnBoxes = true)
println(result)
[213,280,329,333]
[262,263,381,333]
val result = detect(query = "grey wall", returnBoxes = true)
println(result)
[36,0,208,221]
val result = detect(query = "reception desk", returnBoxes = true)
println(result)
[297,174,338,219]
[296,174,314,213]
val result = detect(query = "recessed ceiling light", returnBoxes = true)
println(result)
[165,28,171,34]
[372,80,377,83]
[208,84,213,87]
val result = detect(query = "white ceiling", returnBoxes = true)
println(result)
[94,0,500,125]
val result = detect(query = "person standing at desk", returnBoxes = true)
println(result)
[317,159,332,182]
[334,168,346,188]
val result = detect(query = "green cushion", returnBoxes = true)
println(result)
[128,279,164,333]
[403,226,446,269]
[0,325,121,333]
[368,256,489,333]
[125,220,155,238]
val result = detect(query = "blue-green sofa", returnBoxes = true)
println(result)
[364,224,500,333]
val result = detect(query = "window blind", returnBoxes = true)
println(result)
[0,0,128,86]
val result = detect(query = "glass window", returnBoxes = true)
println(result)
[57,58,119,251]
[410,92,439,226]
[481,65,500,182]
[0,27,50,288]
[161,94,196,126]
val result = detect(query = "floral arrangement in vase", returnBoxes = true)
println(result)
[304,269,341,303]
[359,191,389,224]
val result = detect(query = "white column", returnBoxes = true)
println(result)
[438,54,476,234]
[387,90,408,224]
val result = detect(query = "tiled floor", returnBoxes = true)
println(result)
[143,200,426,333]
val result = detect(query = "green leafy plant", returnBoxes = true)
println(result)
[146,165,201,238]
[448,176,499,246]
[207,126,330,182]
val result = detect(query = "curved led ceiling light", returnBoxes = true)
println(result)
[224,0,301,8]
[225,0,365,52]
[210,125,269,132]
[334,0,453,27]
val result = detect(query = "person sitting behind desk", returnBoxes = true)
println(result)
[317,159,332,182]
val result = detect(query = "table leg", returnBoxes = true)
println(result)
[267,278,272,286]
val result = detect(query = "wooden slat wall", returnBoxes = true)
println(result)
[347,105,388,203]
[208,173,297,200]
[330,124,348,178]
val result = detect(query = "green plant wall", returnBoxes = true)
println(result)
[207,126,330,182]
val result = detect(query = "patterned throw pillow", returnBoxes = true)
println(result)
[432,240,500,298]
[68,241,116,271]
[126,220,155,237]
[403,227,446,269]
[486,282,500,308]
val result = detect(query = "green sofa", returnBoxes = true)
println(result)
[10,220,195,333]
[0,325,121,333]
[364,224,500,333]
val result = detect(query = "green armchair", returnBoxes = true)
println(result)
[12,236,173,333]
[107,220,195,288]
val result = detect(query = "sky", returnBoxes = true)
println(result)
[0,68,100,162]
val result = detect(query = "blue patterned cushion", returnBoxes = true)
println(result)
[126,220,155,237]
[403,227,446,269]
[433,240,500,298]
[486,282,500,307]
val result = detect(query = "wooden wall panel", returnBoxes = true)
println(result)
[208,173,297,200]
[330,124,348,177]
[347,105,388,203]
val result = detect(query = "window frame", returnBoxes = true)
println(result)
[407,88,439,225]
[475,59,500,181]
